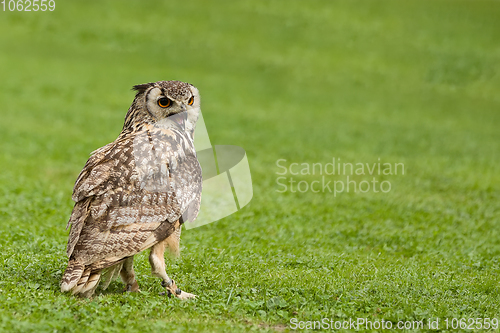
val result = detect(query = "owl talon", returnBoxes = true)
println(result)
[123,287,141,293]
[161,279,173,288]
[160,290,173,298]
[175,290,197,300]
[164,279,196,300]
[123,281,141,293]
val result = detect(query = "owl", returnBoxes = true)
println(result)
[60,80,202,299]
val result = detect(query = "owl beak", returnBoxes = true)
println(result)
[180,103,187,112]
[168,111,187,129]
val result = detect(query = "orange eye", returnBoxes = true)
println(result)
[158,97,172,108]
[188,96,194,106]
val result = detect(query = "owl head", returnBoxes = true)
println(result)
[123,80,201,139]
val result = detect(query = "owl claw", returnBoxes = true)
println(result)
[161,279,173,288]
[163,279,197,300]
[176,290,197,300]
[123,281,141,293]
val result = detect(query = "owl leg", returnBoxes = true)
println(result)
[149,237,196,300]
[165,223,181,258]
[120,256,140,292]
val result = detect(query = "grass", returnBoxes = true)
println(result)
[1,0,500,331]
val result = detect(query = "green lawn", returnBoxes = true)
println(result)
[1,0,499,332]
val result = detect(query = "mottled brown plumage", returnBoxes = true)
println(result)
[61,81,202,299]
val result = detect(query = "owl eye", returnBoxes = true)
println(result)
[158,97,172,108]
[188,96,194,106]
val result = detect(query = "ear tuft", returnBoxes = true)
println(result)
[132,83,154,95]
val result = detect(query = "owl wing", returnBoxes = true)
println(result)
[66,128,202,266]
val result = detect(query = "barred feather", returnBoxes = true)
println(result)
[60,261,84,292]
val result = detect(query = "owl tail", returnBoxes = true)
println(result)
[61,261,102,297]
[60,260,84,292]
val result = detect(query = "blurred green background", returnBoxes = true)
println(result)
[0,0,499,332]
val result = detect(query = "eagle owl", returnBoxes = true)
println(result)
[60,80,202,299]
